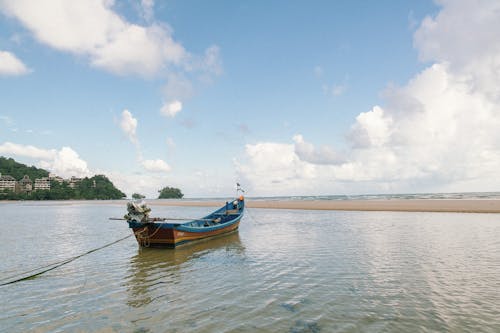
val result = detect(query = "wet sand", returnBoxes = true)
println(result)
[149,199,500,213]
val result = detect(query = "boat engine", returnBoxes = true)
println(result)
[124,201,152,223]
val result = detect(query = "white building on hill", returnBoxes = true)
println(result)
[68,176,82,188]
[0,174,16,191]
[34,177,51,190]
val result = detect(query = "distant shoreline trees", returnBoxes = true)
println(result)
[0,175,126,200]
[0,157,48,180]
[0,156,126,200]
[158,186,183,199]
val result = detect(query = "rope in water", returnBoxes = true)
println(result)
[0,234,132,287]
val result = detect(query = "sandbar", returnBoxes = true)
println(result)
[1,198,499,213]
[149,199,500,213]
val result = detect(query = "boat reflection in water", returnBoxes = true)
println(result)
[125,231,244,308]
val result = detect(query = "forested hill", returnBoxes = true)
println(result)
[0,156,49,180]
[0,156,126,200]
[50,174,127,200]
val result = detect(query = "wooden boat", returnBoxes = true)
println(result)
[126,196,245,248]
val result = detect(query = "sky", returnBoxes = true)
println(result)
[1,0,500,198]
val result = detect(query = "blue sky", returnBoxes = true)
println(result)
[1,0,500,198]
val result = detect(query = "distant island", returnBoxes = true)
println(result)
[158,186,184,199]
[0,156,126,200]
[132,193,146,200]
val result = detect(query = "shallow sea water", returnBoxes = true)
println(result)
[1,201,500,332]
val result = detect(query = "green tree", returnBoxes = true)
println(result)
[158,186,184,199]
[49,180,75,200]
[77,175,126,200]
[132,193,145,199]
[0,156,48,180]
[0,156,127,200]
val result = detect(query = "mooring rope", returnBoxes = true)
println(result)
[134,225,162,247]
[0,234,132,287]
[244,207,260,224]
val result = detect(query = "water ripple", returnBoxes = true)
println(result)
[1,204,500,332]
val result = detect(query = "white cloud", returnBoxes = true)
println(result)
[237,0,500,195]
[106,167,231,199]
[235,142,317,195]
[348,106,392,148]
[140,0,155,22]
[0,142,171,198]
[160,73,192,118]
[49,147,90,178]
[106,169,203,198]
[162,73,194,101]
[0,50,30,76]
[0,0,223,117]
[200,45,223,76]
[92,23,185,76]
[293,135,345,165]
[0,0,223,78]
[104,170,161,198]
[117,110,172,174]
[142,159,171,173]
[119,110,138,144]
[0,141,56,159]
[414,0,500,67]
[0,142,90,178]
[160,100,182,118]
[414,0,500,100]
[239,62,500,194]
[235,139,405,196]
[0,0,186,76]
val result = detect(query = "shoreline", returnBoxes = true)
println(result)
[2,198,500,213]
[147,199,500,214]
